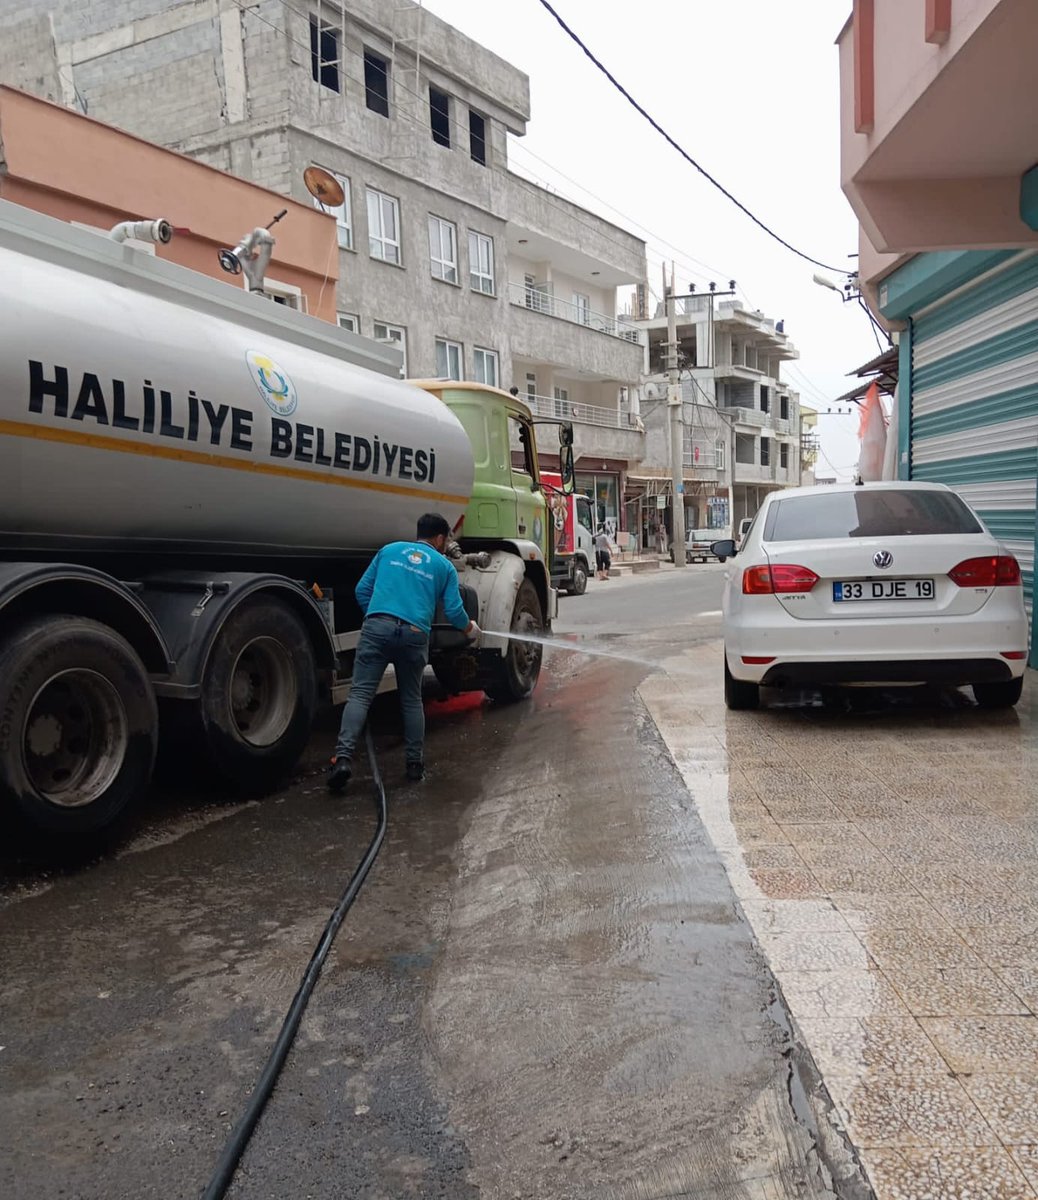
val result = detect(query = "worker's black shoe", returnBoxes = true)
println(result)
[327,758,352,793]
[405,760,425,782]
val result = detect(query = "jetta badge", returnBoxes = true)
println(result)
[873,550,894,569]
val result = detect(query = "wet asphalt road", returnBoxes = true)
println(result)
[0,565,870,1199]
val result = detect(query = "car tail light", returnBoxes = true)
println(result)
[948,556,1022,587]
[742,655,776,664]
[742,564,819,594]
[1001,651,1027,661]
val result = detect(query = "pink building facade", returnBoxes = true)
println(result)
[838,0,1038,664]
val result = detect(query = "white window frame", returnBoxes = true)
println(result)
[428,215,458,284]
[312,169,353,250]
[310,15,342,94]
[366,188,401,264]
[337,312,360,333]
[248,277,306,311]
[472,346,499,388]
[435,337,463,381]
[573,292,591,325]
[373,321,407,375]
[715,438,726,472]
[468,230,494,294]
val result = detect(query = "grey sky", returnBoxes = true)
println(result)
[425,0,874,479]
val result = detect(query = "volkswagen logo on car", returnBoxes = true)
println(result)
[873,550,894,569]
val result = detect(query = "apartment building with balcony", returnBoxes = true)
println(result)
[634,294,802,542]
[0,0,647,533]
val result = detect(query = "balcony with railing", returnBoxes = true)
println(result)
[507,282,644,344]
[523,391,644,461]
[682,443,723,478]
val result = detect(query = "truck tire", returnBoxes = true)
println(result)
[486,580,544,704]
[571,560,588,596]
[724,657,760,711]
[0,615,157,835]
[200,598,317,790]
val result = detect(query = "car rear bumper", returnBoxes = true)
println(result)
[725,606,1029,686]
[755,658,1017,687]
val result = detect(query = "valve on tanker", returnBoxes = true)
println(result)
[219,209,289,294]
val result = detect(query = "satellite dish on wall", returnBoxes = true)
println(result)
[304,166,345,209]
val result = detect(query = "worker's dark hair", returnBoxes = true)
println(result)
[417,512,451,540]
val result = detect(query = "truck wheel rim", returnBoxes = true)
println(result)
[23,669,129,808]
[229,636,296,747]
[511,609,542,681]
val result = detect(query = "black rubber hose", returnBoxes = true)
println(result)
[200,727,388,1200]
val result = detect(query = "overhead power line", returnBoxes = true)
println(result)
[534,0,848,275]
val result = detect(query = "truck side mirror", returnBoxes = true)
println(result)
[560,444,575,493]
[559,422,574,448]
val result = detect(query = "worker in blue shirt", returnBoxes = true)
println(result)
[329,512,480,791]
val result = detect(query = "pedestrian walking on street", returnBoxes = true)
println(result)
[328,513,480,792]
[595,528,612,581]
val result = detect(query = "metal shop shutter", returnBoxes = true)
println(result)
[909,252,1038,644]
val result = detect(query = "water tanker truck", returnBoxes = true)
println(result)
[0,201,573,837]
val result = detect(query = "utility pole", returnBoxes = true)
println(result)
[666,264,686,568]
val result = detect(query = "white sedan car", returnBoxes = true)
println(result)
[714,482,1029,711]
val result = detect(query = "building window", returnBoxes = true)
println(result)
[553,385,569,419]
[251,278,305,311]
[573,292,590,325]
[525,372,537,401]
[469,109,487,165]
[428,215,458,284]
[312,167,352,249]
[473,347,499,388]
[715,438,726,472]
[760,437,771,467]
[364,49,390,116]
[468,230,494,294]
[373,321,406,374]
[429,86,451,147]
[435,338,462,380]
[780,442,790,470]
[760,385,770,413]
[337,312,360,333]
[310,16,341,92]
[366,189,400,264]
[780,394,790,421]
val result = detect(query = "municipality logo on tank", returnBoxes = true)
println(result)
[246,351,298,416]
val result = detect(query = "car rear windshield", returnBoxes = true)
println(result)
[765,489,982,541]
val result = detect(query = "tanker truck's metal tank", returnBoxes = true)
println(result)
[0,203,474,567]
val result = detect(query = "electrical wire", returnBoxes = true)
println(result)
[200,727,388,1200]
[534,0,848,275]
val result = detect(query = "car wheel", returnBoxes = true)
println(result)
[724,657,760,711]
[972,677,1023,709]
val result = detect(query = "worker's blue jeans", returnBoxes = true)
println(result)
[334,615,429,766]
